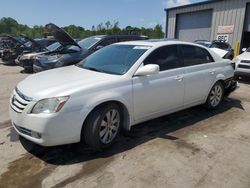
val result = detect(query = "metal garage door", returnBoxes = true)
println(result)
[175,9,212,41]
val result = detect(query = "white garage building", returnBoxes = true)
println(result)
[165,0,250,52]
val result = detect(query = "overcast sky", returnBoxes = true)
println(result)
[0,0,207,29]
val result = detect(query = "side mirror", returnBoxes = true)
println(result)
[95,45,103,51]
[242,48,247,52]
[134,64,160,76]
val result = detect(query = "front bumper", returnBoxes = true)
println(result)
[9,91,87,146]
[33,59,56,73]
[33,64,48,73]
[20,59,34,71]
[10,107,86,146]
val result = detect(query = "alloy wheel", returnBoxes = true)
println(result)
[99,109,120,144]
[210,85,223,107]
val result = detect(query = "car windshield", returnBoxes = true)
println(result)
[196,42,211,47]
[24,41,33,48]
[46,42,61,51]
[77,36,104,49]
[77,45,150,75]
[209,42,229,50]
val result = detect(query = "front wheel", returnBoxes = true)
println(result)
[83,103,122,149]
[205,82,224,110]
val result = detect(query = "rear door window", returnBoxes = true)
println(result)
[180,45,214,66]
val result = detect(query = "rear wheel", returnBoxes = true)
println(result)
[205,82,224,110]
[83,103,122,149]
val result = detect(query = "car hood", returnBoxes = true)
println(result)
[237,52,250,60]
[45,23,81,48]
[17,65,119,100]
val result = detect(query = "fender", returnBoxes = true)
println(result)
[209,73,226,90]
[79,91,133,130]
[216,73,226,81]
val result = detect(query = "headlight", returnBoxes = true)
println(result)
[36,55,60,62]
[31,96,69,114]
[47,55,60,62]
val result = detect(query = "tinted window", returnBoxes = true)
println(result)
[117,37,132,42]
[78,36,104,49]
[144,45,182,71]
[181,45,214,66]
[98,38,117,47]
[209,42,229,50]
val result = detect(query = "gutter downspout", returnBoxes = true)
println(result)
[165,10,168,39]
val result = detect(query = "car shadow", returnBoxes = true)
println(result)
[20,69,33,74]
[19,97,244,166]
[1,62,17,66]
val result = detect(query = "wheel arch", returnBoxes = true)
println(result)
[80,99,131,141]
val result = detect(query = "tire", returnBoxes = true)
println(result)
[83,103,122,149]
[205,82,224,110]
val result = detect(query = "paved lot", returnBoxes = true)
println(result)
[1,61,250,188]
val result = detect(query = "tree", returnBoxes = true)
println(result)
[0,17,165,39]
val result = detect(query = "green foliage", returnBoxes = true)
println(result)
[0,17,164,39]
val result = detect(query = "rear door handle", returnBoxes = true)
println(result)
[175,75,184,81]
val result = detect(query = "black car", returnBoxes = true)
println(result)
[1,35,52,65]
[33,23,148,73]
[194,40,235,60]
[209,41,235,60]
[194,40,212,47]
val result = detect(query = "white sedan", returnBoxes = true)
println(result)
[234,47,250,77]
[9,40,236,149]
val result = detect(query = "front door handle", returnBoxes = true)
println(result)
[175,75,184,82]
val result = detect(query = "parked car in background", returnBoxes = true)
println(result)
[32,38,57,49]
[10,40,236,149]
[0,36,10,58]
[233,47,250,78]
[16,42,61,72]
[17,39,80,72]
[33,23,148,73]
[209,41,232,51]
[1,35,51,65]
[194,40,235,60]
[194,40,211,47]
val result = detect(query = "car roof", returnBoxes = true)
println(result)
[117,39,204,47]
[97,35,148,39]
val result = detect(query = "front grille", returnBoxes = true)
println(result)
[241,60,250,64]
[238,64,250,69]
[10,88,32,113]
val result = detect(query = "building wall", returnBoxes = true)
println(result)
[166,0,250,49]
